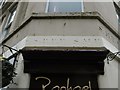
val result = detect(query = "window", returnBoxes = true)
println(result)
[113,2,120,48]
[0,0,7,8]
[114,2,120,24]
[117,14,120,24]
[46,0,83,13]
[6,9,16,29]
[3,5,17,37]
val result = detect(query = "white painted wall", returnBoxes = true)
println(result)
[98,38,119,89]
[83,1,118,31]
[98,60,118,88]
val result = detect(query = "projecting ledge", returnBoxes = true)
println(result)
[31,12,100,19]
[2,12,119,45]
[21,48,109,75]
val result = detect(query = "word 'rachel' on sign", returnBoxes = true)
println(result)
[35,76,92,90]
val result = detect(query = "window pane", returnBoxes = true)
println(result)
[8,10,16,25]
[48,0,83,12]
[3,6,17,38]
[0,0,7,8]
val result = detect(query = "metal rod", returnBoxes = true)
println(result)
[3,45,18,52]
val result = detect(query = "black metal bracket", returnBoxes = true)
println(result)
[2,45,20,67]
[1,45,20,86]
[107,51,120,64]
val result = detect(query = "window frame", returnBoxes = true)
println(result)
[0,0,8,9]
[3,3,17,37]
[114,2,120,24]
[5,8,16,29]
[45,0,84,13]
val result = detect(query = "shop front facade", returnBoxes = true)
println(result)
[0,0,120,89]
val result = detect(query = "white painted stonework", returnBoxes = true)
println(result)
[3,36,119,89]
[25,36,103,48]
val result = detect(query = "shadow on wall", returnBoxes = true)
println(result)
[118,40,120,51]
[118,25,120,90]
[118,23,120,51]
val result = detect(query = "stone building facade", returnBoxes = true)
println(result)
[0,0,120,89]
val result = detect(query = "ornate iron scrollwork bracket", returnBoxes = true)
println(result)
[1,45,20,67]
[107,51,120,64]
